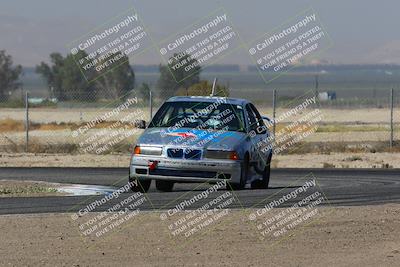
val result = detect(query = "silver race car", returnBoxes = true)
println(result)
[129,96,273,192]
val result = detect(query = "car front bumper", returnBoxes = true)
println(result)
[129,156,242,183]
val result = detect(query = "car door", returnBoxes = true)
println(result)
[245,104,262,165]
[246,103,270,169]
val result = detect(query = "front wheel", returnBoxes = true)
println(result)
[251,154,271,189]
[155,180,174,192]
[227,154,249,190]
[129,178,151,193]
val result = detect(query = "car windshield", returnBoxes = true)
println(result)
[148,101,246,132]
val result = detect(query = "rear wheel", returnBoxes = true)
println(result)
[155,180,174,192]
[227,154,249,190]
[251,154,271,189]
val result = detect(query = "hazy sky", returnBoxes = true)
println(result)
[1,0,399,66]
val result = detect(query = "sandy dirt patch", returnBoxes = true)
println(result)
[0,108,152,124]
[273,152,400,168]
[0,205,399,266]
[1,152,399,168]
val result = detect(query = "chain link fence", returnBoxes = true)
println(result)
[0,84,398,159]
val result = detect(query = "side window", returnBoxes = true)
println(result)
[247,103,267,135]
[249,103,266,128]
[235,105,246,131]
[245,104,257,131]
[163,106,177,126]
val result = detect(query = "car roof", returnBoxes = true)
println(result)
[166,96,250,106]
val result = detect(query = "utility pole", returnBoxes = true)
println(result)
[390,88,394,149]
[25,91,29,152]
[211,78,217,96]
[149,90,153,120]
[315,74,319,102]
[272,89,277,138]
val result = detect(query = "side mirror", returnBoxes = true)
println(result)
[135,120,146,129]
[262,116,273,124]
[257,127,267,135]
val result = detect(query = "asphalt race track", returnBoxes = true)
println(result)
[0,167,399,215]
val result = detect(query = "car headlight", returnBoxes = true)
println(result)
[204,150,239,160]
[133,145,162,156]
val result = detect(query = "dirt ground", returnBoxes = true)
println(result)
[0,204,399,266]
[1,152,399,168]
[273,152,400,168]
[1,129,396,148]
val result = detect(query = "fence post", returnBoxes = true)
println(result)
[315,74,319,100]
[390,88,394,149]
[272,89,277,138]
[25,91,29,152]
[149,89,153,121]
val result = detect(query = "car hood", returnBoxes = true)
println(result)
[138,127,246,150]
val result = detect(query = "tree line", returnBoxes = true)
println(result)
[0,49,228,103]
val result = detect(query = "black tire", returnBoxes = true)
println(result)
[251,153,271,189]
[155,180,174,192]
[227,154,249,190]
[129,177,151,193]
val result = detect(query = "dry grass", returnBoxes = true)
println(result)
[0,118,25,132]
[0,180,60,197]
[273,122,399,133]
[316,124,398,132]
[344,155,363,162]
[3,118,397,134]
[323,162,335,168]
[0,119,137,133]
